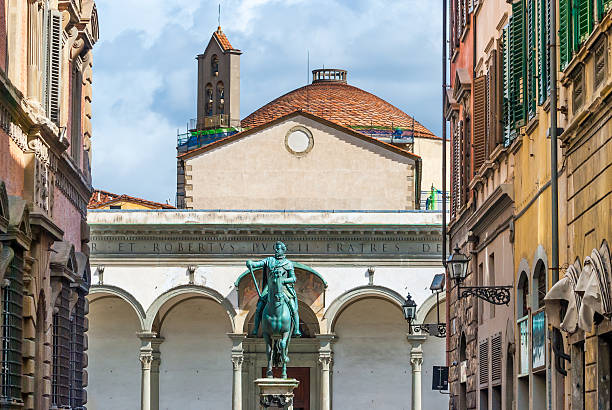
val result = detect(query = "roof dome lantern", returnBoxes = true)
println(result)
[312,68,347,84]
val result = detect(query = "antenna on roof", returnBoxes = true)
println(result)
[218,3,221,28]
[307,50,310,85]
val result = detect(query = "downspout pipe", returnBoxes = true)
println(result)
[442,0,449,371]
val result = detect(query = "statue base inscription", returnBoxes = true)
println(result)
[254,378,299,409]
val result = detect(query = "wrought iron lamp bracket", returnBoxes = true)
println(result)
[410,322,447,338]
[458,284,512,306]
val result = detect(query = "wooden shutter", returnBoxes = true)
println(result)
[538,0,551,103]
[491,334,503,383]
[46,9,62,125]
[526,0,537,119]
[487,50,500,152]
[600,0,612,20]
[473,76,487,172]
[577,0,594,45]
[451,122,461,218]
[479,338,489,387]
[560,0,572,70]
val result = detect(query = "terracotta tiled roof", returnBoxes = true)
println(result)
[179,110,422,163]
[214,27,234,51]
[241,81,437,138]
[88,190,175,209]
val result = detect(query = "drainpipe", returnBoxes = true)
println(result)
[549,0,559,287]
[441,0,449,371]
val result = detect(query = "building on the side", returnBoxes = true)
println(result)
[86,28,449,410]
[447,1,612,410]
[446,1,517,409]
[88,190,175,210]
[544,3,612,409]
[0,1,99,409]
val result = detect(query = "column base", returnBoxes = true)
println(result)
[254,378,299,409]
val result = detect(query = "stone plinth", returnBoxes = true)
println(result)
[254,378,299,409]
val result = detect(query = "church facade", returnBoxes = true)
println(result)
[85,28,448,410]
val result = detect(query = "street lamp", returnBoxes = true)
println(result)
[447,245,512,306]
[403,275,447,338]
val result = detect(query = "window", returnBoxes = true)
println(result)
[571,64,585,113]
[534,261,546,309]
[205,83,213,116]
[52,286,71,407]
[211,55,219,76]
[593,36,608,89]
[216,82,224,114]
[109,205,121,210]
[70,64,83,165]
[537,0,551,104]
[44,9,62,125]
[0,252,23,404]
[473,75,487,172]
[576,0,594,46]
[69,295,85,408]
[517,271,529,318]
[488,253,495,319]
[526,0,537,118]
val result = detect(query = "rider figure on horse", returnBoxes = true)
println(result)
[247,241,302,337]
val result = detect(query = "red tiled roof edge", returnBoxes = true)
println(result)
[178,110,422,162]
[88,190,175,209]
[213,27,235,52]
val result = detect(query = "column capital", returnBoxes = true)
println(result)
[231,354,244,370]
[227,332,247,355]
[139,351,154,370]
[318,353,332,369]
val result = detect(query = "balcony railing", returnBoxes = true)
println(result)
[190,114,230,131]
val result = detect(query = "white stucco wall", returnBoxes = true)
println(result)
[159,298,233,409]
[184,115,416,210]
[87,297,142,410]
[332,298,411,409]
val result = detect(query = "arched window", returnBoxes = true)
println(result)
[517,271,529,318]
[459,332,467,361]
[205,83,213,116]
[216,82,224,114]
[211,55,219,76]
[533,261,546,309]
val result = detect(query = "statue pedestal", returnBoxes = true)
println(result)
[254,378,299,409]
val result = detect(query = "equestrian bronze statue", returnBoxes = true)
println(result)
[247,241,300,378]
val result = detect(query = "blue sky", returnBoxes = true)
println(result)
[91,0,443,204]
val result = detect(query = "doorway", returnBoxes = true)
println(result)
[262,367,310,410]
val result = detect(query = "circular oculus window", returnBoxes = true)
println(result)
[285,127,314,156]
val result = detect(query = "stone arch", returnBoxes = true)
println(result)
[415,291,446,324]
[144,285,236,332]
[88,285,146,330]
[324,285,406,333]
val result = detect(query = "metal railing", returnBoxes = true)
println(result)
[189,114,230,131]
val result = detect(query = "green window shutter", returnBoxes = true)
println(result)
[538,0,551,103]
[502,26,512,146]
[510,0,527,134]
[577,0,594,45]
[527,0,537,118]
[560,0,572,69]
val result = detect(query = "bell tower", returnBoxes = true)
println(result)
[196,27,241,129]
